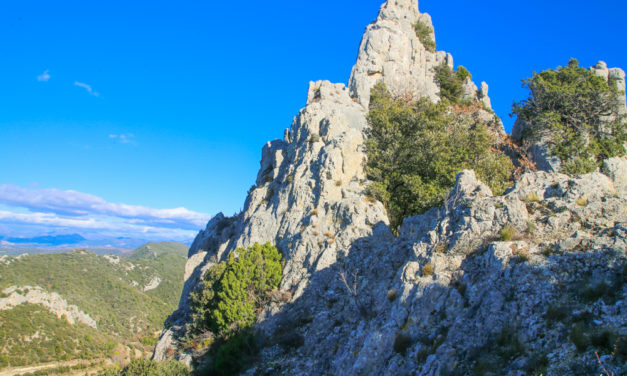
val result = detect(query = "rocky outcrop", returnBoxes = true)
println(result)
[154,0,627,374]
[0,286,97,328]
[348,0,489,109]
[247,167,626,376]
[155,79,390,360]
[143,276,162,292]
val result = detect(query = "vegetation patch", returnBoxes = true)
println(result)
[188,242,283,375]
[500,225,517,241]
[513,58,626,174]
[393,332,413,355]
[434,64,472,103]
[412,20,436,52]
[365,83,513,230]
[103,358,190,376]
[0,243,188,369]
[422,262,434,276]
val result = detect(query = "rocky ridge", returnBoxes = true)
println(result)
[0,285,97,328]
[155,0,627,374]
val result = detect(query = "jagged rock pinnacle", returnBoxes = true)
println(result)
[349,0,449,108]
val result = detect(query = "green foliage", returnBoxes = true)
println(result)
[365,82,513,229]
[422,263,434,276]
[0,242,187,369]
[513,58,626,174]
[412,21,436,52]
[190,242,282,338]
[140,336,159,347]
[500,225,517,241]
[434,64,472,103]
[116,359,190,376]
[188,243,282,375]
[472,325,525,375]
[206,331,257,376]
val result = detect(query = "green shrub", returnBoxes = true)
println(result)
[570,323,589,352]
[513,58,626,174]
[525,220,537,235]
[581,281,611,303]
[576,196,588,207]
[140,335,158,347]
[186,243,282,375]
[189,242,282,338]
[422,263,434,276]
[413,21,436,52]
[522,192,541,203]
[118,358,190,376]
[589,329,615,353]
[365,83,513,230]
[545,303,568,323]
[434,64,472,103]
[387,289,398,302]
[500,225,517,241]
[206,331,256,376]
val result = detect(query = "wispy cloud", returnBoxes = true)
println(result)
[0,210,197,243]
[0,185,210,230]
[74,81,100,97]
[109,133,136,145]
[37,70,50,82]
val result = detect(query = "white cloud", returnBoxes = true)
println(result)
[109,133,136,145]
[0,185,210,230]
[0,210,197,243]
[74,81,100,97]
[37,70,51,82]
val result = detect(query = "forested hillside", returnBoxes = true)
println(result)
[0,242,187,373]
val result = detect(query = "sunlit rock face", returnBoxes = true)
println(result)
[155,1,627,374]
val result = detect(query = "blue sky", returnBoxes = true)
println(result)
[0,0,625,245]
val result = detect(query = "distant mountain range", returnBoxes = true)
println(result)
[0,233,187,254]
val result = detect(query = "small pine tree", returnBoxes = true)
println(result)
[189,242,282,337]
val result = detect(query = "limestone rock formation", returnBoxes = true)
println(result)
[155,79,390,361]
[154,0,627,374]
[0,286,97,328]
[348,0,489,109]
[246,167,626,376]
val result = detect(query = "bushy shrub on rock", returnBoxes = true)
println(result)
[513,58,626,174]
[365,82,513,230]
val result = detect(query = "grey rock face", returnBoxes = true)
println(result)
[155,1,627,374]
[347,0,490,109]
[154,80,389,361]
[248,169,627,376]
[479,81,491,109]
[602,156,627,191]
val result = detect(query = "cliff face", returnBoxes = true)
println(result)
[155,1,627,374]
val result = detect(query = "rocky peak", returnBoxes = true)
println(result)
[376,0,421,23]
[348,0,491,109]
[153,2,626,374]
[156,79,390,363]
